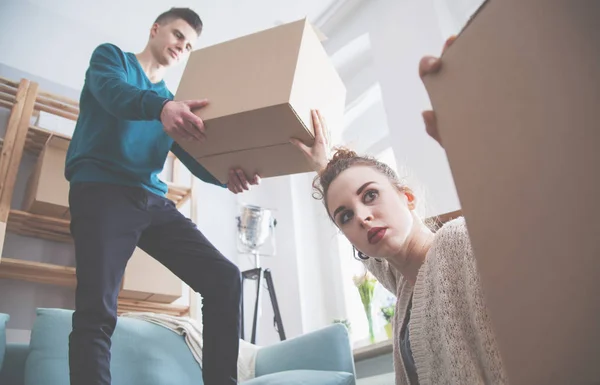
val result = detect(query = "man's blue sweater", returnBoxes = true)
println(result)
[65,43,224,196]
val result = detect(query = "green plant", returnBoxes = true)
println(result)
[353,272,377,343]
[332,319,351,333]
[380,305,395,324]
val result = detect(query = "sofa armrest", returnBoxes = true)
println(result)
[255,324,355,377]
[0,343,28,385]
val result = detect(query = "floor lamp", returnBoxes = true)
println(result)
[237,203,286,344]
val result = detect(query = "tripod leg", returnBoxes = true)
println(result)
[240,277,245,341]
[251,268,263,344]
[264,269,286,341]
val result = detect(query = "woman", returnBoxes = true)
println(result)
[290,41,507,385]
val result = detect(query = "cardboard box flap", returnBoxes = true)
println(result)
[175,103,311,161]
[23,132,71,218]
[198,142,313,184]
[422,1,600,384]
[37,138,70,209]
[289,20,346,145]
[46,134,71,150]
[175,19,307,121]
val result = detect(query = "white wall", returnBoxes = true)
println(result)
[0,1,118,92]
[369,0,459,216]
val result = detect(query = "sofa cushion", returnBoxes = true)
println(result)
[0,313,9,371]
[242,370,354,385]
[24,308,203,385]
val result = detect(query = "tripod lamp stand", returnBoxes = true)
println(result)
[237,203,286,344]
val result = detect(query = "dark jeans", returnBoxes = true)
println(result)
[68,182,241,385]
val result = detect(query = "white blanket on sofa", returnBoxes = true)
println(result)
[121,312,259,382]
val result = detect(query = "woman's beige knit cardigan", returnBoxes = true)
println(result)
[363,217,508,385]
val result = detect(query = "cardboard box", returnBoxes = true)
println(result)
[23,135,70,218]
[174,18,346,183]
[422,1,600,384]
[120,247,183,303]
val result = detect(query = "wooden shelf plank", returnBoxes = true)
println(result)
[6,190,191,243]
[0,257,190,316]
[0,99,14,111]
[0,76,20,89]
[0,80,19,111]
[0,257,76,287]
[7,210,72,243]
[165,181,192,208]
[24,125,69,156]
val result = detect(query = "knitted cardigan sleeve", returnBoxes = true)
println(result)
[412,217,508,384]
[361,258,401,295]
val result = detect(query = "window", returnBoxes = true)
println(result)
[338,145,399,347]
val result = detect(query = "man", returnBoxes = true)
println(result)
[65,7,257,385]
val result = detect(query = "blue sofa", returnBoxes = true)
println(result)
[0,308,355,385]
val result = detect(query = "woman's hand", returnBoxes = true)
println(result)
[419,35,457,148]
[290,109,330,173]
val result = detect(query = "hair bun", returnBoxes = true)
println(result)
[330,147,358,163]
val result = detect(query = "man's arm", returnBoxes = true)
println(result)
[170,142,226,188]
[86,43,168,120]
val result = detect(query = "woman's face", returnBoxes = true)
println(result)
[326,165,416,260]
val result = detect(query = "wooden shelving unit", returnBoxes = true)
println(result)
[0,124,192,208]
[7,210,72,243]
[0,257,76,287]
[0,75,192,316]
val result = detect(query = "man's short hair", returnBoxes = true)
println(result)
[155,7,203,36]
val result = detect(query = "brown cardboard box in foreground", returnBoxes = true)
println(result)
[23,134,70,218]
[422,1,600,384]
[174,18,346,184]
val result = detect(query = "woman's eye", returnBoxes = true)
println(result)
[363,190,378,203]
[340,211,353,224]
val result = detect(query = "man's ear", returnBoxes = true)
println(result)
[150,23,160,38]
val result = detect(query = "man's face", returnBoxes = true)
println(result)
[149,18,199,67]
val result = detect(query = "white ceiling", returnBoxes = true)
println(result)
[25,0,338,50]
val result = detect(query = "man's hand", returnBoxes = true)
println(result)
[290,109,330,173]
[160,99,209,142]
[227,168,260,194]
[419,35,457,148]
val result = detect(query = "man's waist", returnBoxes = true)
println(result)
[66,160,168,197]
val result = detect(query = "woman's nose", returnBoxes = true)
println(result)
[358,210,373,227]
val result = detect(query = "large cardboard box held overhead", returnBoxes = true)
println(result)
[422,1,600,384]
[174,18,346,184]
[23,135,70,218]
